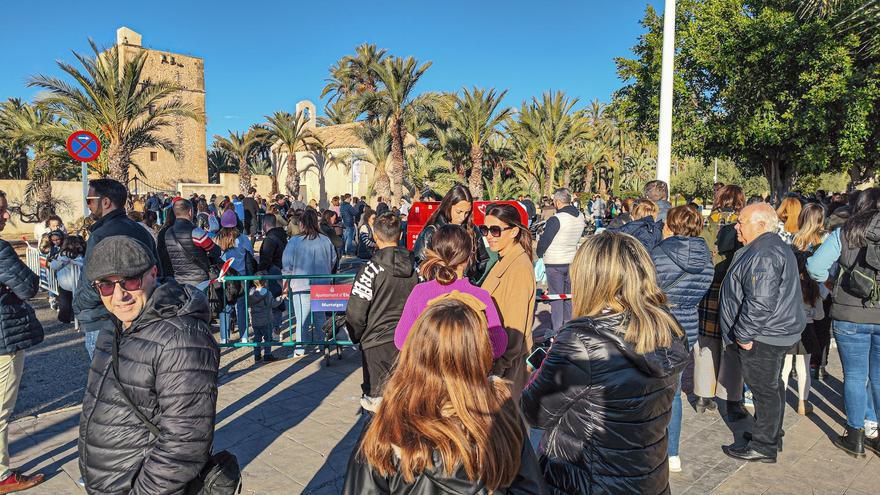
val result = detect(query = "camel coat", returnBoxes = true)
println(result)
[481,243,537,401]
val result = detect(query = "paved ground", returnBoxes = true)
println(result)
[9,296,880,494]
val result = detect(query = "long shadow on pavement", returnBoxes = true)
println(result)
[301,413,368,494]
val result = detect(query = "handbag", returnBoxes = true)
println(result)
[110,322,242,495]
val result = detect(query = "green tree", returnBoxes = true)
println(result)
[260,111,322,200]
[406,147,457,199]
[213,131,258,194]
[28,40,200,185]
[446,87,511,199]
[207,147,235,183]
[363,56,432,198]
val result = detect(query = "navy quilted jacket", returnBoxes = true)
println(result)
[0,239,44,354]
[651,236,714,347]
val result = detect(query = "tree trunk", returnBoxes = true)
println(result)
[598,167,608,197]
[762,157,794,206]
[374,168,392,199]
[107,144,130,186]
[239,159,251,195]
[563,168,571,190]
[492,162,502,198]
[270,156,279,198]
[285,153,300,200]
[389,117,405,199]
[544,157,553,196]
[584,166,594,194]
[468,144,484,199]
[456,162,466,182]
[29,153,54,221]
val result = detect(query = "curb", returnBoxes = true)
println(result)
[14,404,83,423]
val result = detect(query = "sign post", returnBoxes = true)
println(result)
[65,131,102,217]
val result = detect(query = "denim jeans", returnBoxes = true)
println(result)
[290,291,325,356]
[833,320,880,430]
[867,380,877,424]
[739,341,790,456]
[343,226,356,255]
[219,296,249,343]
[252,325,272,359]
[668,373,684,457]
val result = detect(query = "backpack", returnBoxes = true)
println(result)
[838,214,880,307]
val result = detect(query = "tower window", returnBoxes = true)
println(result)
[150,152,158,161]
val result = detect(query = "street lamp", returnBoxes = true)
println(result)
[657,0,676,184]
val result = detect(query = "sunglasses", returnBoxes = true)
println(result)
[479,225,516,237]
[92,273,147,297]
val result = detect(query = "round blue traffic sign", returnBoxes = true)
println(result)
[66,130,102,162]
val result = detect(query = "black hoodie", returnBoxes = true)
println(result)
[347,246,419,350]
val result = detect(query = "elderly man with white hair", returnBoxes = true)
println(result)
[719,203,805,463]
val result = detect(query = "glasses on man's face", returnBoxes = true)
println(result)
[86,196,101,204]
[93,273,146,297]
[479,225,515,237]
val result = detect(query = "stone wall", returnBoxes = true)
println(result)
[0,180,89,239]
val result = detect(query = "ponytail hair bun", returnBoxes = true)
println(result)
[418,224,474,285]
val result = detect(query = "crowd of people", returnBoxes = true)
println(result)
[0,174,876,494]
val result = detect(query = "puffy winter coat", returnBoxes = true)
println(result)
[521,314,689,495]
[651,236,714,347]
[609,216,663,252]
[78,281,219,495]
[158,218,221,286]
[257,227,287,272]
[0,239,43,354]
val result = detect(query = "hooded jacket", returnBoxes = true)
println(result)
[78,281,219,495]
[347,247,419,350]
[651,236,714,347]
[0,239,43,354]
[521,314,689,495]
[258,226,287,272]
[609,216,663,252]
[720,232,806,347]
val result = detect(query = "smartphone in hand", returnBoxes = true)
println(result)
[526,346,548,370]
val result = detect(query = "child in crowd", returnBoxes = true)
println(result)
[781,253,824,416]
[249,273,278,365]
[49,235,85,324]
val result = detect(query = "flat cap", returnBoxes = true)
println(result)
[85,236,156,282]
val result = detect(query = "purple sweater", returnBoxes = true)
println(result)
[394,278,508,358]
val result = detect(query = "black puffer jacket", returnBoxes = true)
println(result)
[78,281,220,495]
[158,218,221,286]
[0,239,43,354]
[258,227,287,271]
[521,314,689,495]
[413,221,490,285]
[347,247,418,350]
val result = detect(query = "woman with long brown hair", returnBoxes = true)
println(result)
[343,296,545,494]
[694,185,748,419]
[777,196,803,237]
[480,203,536,401]
[792,202,828,252]
[522,231,689,494]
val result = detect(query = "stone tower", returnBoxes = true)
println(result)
[296,100,317,128]
[116,27,208,191]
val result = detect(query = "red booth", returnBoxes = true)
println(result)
[406,200,528,250]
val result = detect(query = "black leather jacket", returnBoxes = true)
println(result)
[342,428,547,495]
[0,239,43,354]
[720,232,806,347]
[521,314,689,495]
[413,220,490,284]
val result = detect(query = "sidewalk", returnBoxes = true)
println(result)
[9,344,880,494]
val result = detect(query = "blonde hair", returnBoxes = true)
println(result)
[359,298,523,490]
[776,197,802,234]
[792,203,826,252]
[570,231,683,354]
[632,199,659,221]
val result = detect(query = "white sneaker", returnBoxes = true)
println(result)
[668,456,682,473]
[866,420,879,439]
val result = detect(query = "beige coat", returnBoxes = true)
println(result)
[481,243,537,401]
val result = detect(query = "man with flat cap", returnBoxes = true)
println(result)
[77,236,219,494]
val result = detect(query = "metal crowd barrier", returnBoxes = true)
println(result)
[220,273,355,366]
[25,246,82,330]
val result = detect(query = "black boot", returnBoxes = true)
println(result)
[865,436,879,457]
[695,397,717,414]
[832,426,866,458]
[727,401,750,422]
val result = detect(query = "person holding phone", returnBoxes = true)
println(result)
[395,224,507,359]
[481,204,536,401]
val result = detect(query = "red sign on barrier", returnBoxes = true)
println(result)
[405,200,529,250]
[310,284,352,312]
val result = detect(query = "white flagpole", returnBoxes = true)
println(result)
[657,0,676,183]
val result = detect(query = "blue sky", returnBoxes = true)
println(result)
[0,1,660,141]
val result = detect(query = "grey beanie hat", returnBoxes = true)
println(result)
[85,236,156,282]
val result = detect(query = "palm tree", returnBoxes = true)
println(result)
[318,98,361,126]
[213,131,258,193]
[321,44,388,121]
[207,147,234,183]
[798,1,880,53]
[261,111,322,200]
[363,56,432,198]
[28,40,200,185]
[353,122,393,198]
[405,147,457,199]
[446,87,511,199]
